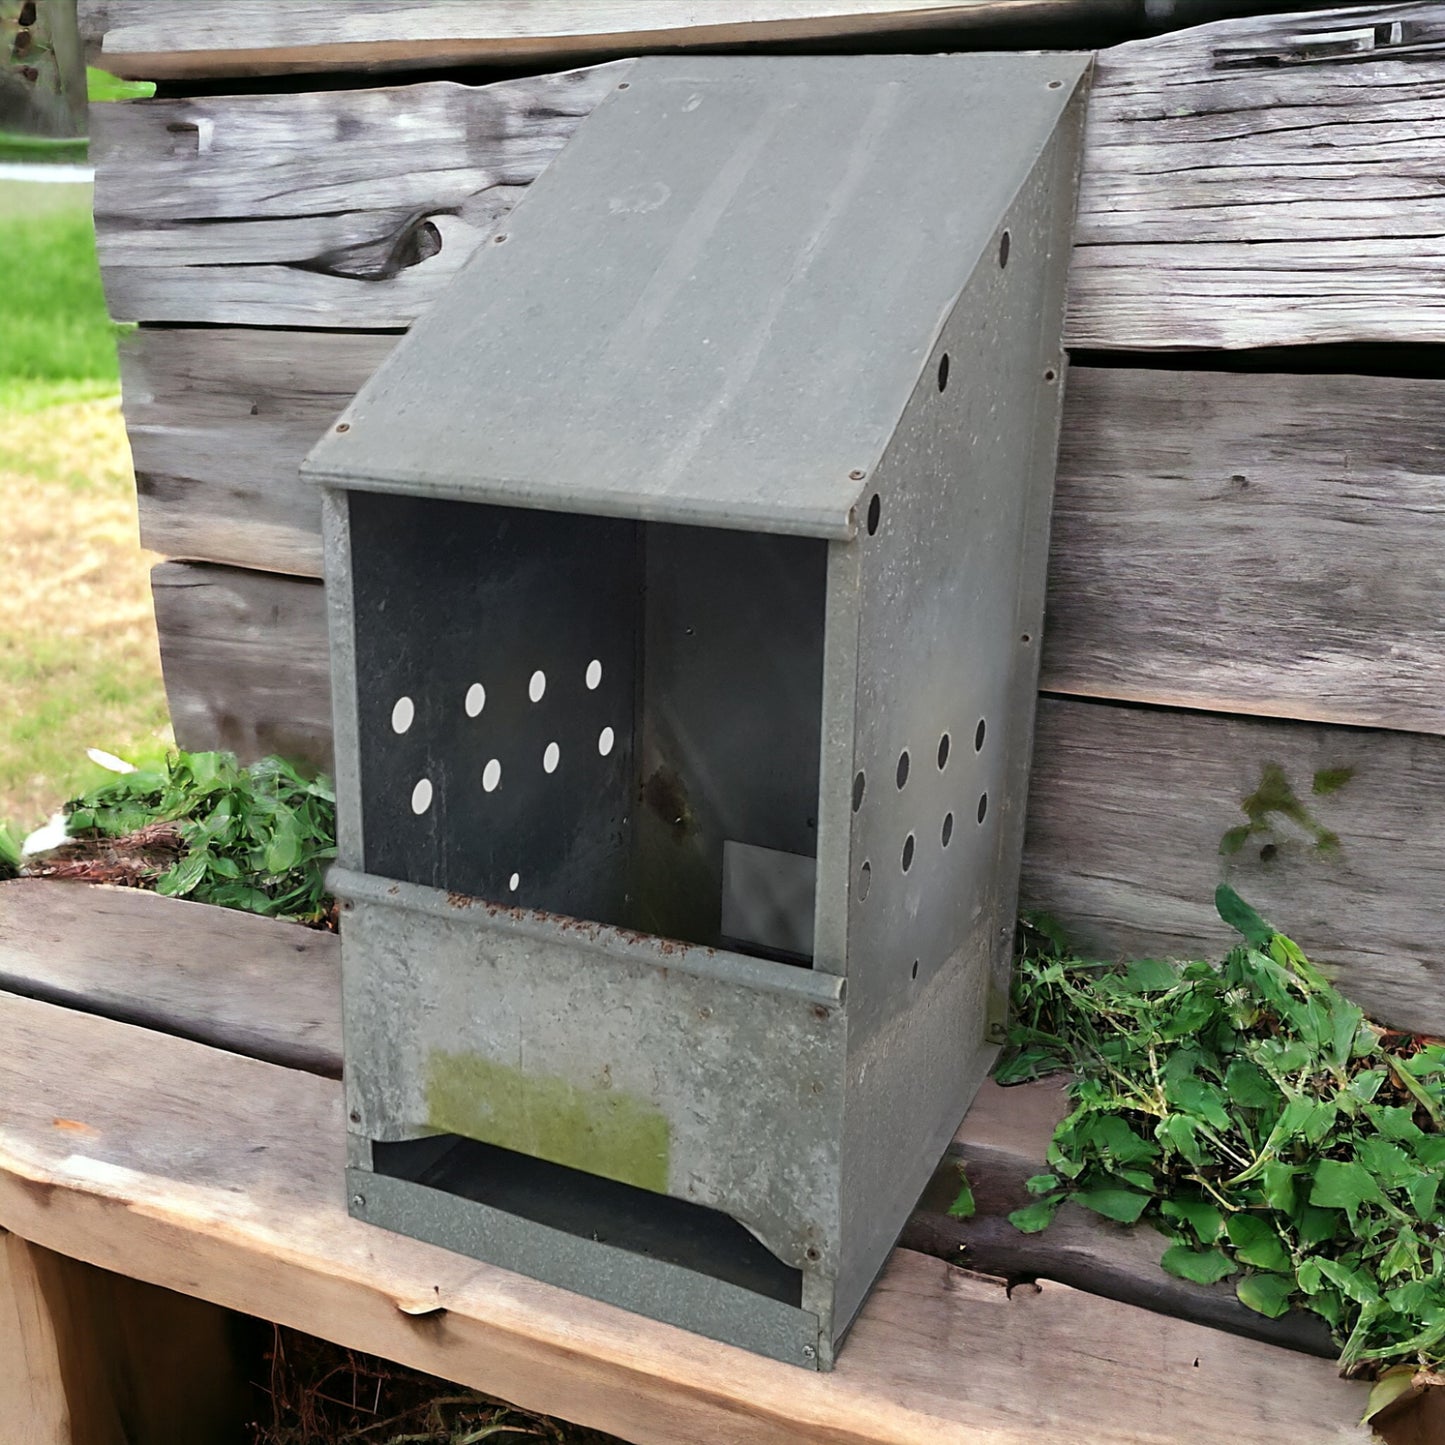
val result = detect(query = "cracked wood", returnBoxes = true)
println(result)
[90,4,1445,347]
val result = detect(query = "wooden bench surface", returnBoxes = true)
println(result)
[0,879,1376,1443]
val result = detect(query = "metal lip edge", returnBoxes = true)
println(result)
[300,466,857,542]
[329,867,848,1009]
[345,1165,825,1369]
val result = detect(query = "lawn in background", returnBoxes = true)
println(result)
[0,177,172,834]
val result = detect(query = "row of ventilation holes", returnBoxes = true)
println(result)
[392,660,612,894]
[852,719,989,919]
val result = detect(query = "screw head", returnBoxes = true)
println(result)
[351,1193,366,1210]
[802,1344,817,1361]
[335,421,350,433]
[849,469,866,481]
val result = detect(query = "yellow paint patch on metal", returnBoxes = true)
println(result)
[425,1050,670,1194]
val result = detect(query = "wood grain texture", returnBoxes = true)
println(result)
[0,992,1372,1443]
[125,331,1445,736]
[80,0,1122,78]
[0,879,342,1076]
[1024,697,1445,1036]
[1044,366,1445,735]
[0,1228,252,1445]
[141,563,1445,1037]
[121,328,395,577]
[91,62,629,329]
[90,5,1445,347]
[1069,3,1445,347]
[149,561,332,774]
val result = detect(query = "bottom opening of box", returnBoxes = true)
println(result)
[372,1134,803,1308]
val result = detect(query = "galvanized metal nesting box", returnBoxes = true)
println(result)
[303,53,1089,1368]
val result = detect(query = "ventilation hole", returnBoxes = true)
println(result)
[508,872,520,891]
[585,659,603,690]
[528,670,547,703]
[858,861,872,901]
[937,353,950,392]
[543,742,560,774]
[390,696,414,734]
[911,959,919,980]
[896,751,910,789]
[464,683,486,717]
[852,770,866,812]
[975,718,986,752]
[482,759,502,793]
[902,834,915,872]
[942,812,954,847]
[866,493,881,535]
[937,733,950,770]
[977,792,989,824]
[598,726,616,757]
[998,230,1011,268]
[410,778,432,815]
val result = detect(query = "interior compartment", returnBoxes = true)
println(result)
[349,492,827,962]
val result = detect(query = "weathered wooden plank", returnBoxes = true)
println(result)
[1069,3,1445,347]
[81,0,1127,79]
[120,328,395,577]
[0,1228,253,1445]
[149,562,332,773]
[1044,367,1445,736]
[0,879,342,1076]
[1024,697,1445,1036]
[90,6,1445,347]
[127,331,1445,737]
[145,561,1445,1036]
[0,992,1373,1442]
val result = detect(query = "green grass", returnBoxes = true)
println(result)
[0,177,172,835]
[0,181,122,398]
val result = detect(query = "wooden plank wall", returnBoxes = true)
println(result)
[83,1,1445,1032]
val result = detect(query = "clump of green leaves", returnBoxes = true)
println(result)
[65,751,336,923]
[1000,887,1445,1381]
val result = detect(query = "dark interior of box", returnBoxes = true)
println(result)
[349,492,827,962]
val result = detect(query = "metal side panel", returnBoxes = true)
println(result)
[303,53,1094,540]
[334,873,846,1277]
[347,1167,826,1369]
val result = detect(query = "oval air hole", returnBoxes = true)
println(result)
[528,670,547,703]
[999,230,1011,268]
[977,792,989,824]
[902,834,915,872]
[464,683,486,717]
[410,778,432,815]
[866,493,881,535]
[585,659,602,690]
[911,959,919,980]
[937,353,950,392]
[942,812,954,847]
[508,872,520,891]
[543,742,560,774]
[858,861,872,901]
[390,696,414,734]
[896,751,910,789]
[482,759,502,793]
[975,718,986,752]
[852,770,866,812]
[598,726,616,757]
[937,733,950,769]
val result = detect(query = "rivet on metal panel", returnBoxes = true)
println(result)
[805,1246,821,1262]
[1044,367,1058,383]
[493,233,508,244]
[349,1109,361,1124]
[1048,79,1064,89]
[802,1344,817,1361]
[352,1193,367,1209]
[335,422,350,433]
[848,469,865,481]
